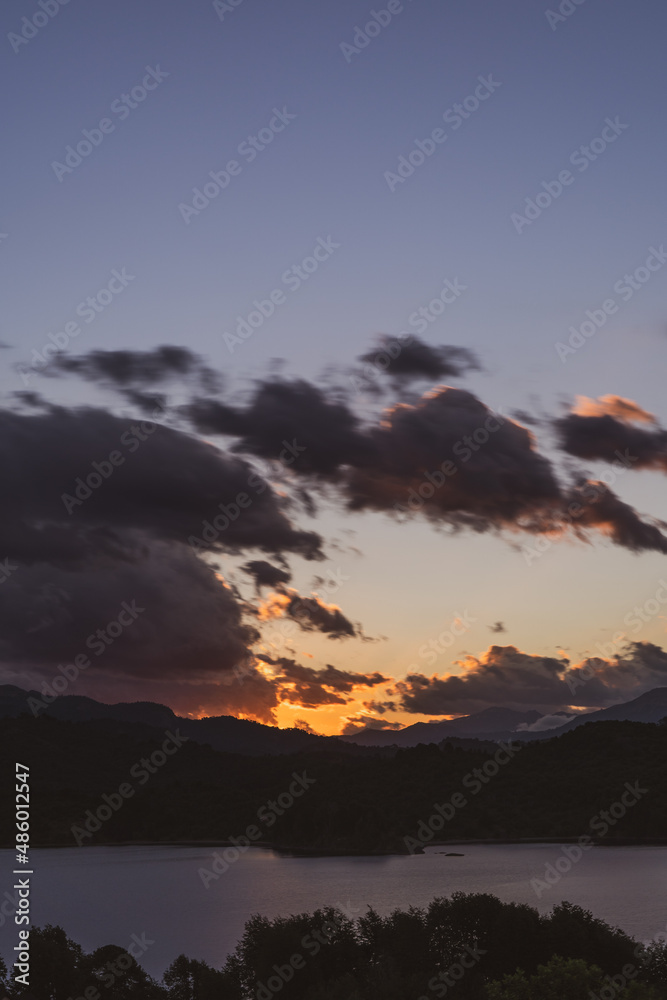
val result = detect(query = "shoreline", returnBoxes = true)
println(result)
[4,836,667,854]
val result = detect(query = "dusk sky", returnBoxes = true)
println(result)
[2,0,667,734]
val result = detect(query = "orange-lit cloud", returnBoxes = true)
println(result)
[571,395,656,423]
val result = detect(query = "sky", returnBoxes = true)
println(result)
[2,0,667,735]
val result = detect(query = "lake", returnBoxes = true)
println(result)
[3,843,666,978]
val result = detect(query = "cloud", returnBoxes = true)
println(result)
[389,641,667,716]
[0,405,322,565]
[357,337,480,385]
[184,380,373,475]
[555,405,667,473]
[258,656,389,709]
[0,402,328,723]
[516,714,575,732]
[257,588,359,638]
[564,479,667,554]
[241,560,292,592]
[46,345,220,393]
[566,641,667,703]
[392,646,573,715]
[489,621,506,633]
[0,535,289,722]
[184,373,667,556]
[293,718,319,734]
[571,395,656,423]
[50,345,667,560]
[340,714,403,735]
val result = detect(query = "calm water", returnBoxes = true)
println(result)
[2,844,666,978]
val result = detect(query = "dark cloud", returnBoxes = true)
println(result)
[511,409,539,427]
[357,337,480,384]
[489,621,506,633]
[556,412,667,472]
[241,560,292,592]
[1,540,256,680]
[392,646,572,716]
[340,715,403,735]
[257,589,359,639]
[565,642,667,704]
[184,380,374,475]
[11,391,51,410]
[0,403,327,722]
[564,480,667,555]
[293,718,319,734]
[47,345,220,393]
[51,345,667,559]
[286,593,358,638]
[258,657,389,709]
[0,405,322,566]
[186,376,667,557]
[344,387,561,525]
[390,641,667,716]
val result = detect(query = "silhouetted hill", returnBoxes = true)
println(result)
[542,686,667,734]
[341,707,546,746]
[1,713,665,852]
[0,685,355,756]
[341,689,667,746]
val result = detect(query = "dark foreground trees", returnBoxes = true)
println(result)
[7,893,667,1000]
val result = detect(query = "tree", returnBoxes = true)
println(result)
[485,955,661,1000]
[162,954,239,999]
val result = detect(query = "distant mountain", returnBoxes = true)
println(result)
[535,687,667,737]
[341,690,667,747]
[2,684,665,756]
[340,706,546,747]
[0,685,363,756]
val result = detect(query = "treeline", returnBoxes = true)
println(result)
[5,893,667,999]
[0,716,666,851]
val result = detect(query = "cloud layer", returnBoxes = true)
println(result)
[5,343,667,728]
